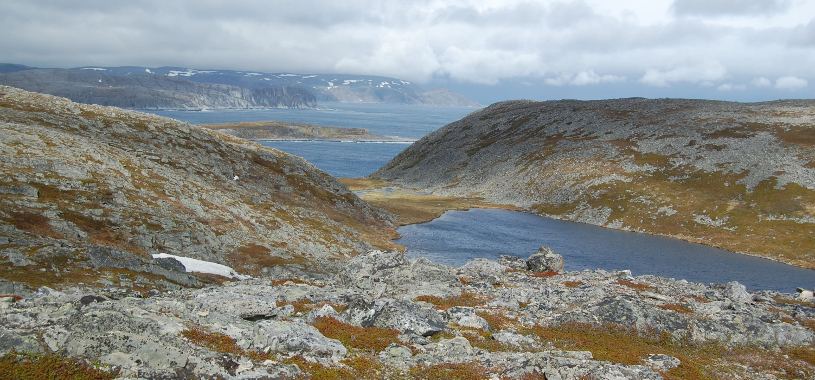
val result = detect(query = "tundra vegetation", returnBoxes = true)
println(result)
[1,87,814,379]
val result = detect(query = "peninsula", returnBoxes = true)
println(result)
[201,121,416,142]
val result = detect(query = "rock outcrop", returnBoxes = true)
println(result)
[1,250,812,379]
[0,69,317,109]
[0,86,395,291]
[374,98,815,268]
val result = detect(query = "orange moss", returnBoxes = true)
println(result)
[311,317,400,352]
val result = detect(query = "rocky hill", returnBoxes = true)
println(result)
[374,98,815,269]
[70,65,483,107]
[1,250,813,379]
[0,69,316,110]
[201,121,416,142]
[0,85,396,292]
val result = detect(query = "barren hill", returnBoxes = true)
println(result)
[374,98,815,269]
[0,86,395,291]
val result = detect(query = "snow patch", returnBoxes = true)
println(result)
[82,67,106,71]
[278,74,299,77]
[152,253,250,280]
[301,75,317,79]
[145,68,152,74]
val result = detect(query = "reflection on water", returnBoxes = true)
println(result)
[395,208,814,292]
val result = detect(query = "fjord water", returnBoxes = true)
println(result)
[396,209,813,292]
[147,105,814,292]
[150,102,475,178]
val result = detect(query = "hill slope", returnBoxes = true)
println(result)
[374,98,815,269]
[0,69,316,110]
[202,121,416,142]
[0,86,395,291]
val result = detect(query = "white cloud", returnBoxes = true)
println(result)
[546,70,626,86]
[717,83,746,91]
[775,76,808,90]
[671,0,792,17]
[751,77,772,87]
[1,0,814,100]
[639,61,727,87]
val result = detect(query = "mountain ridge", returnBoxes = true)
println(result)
[374,97,815,269]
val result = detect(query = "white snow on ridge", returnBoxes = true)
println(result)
[82,68,107,71]
[245,72,262,76]
[152,253,250,280]
[167,69,215,77]
[278,74,298,77]
[301,75,317,79]
[145,68,152,73]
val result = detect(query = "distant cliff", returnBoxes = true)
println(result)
[0,69,316,110]
[375,98,815,269]
[67,65,482,107]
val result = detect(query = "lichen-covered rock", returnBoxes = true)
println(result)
[342,297,446,336]
[527,246,564,273]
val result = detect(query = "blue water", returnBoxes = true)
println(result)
[396,209,814,292]
[149,103,476,177]
[145,105,814,292]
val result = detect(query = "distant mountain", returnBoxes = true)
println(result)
[0,63,36,73]
[374,98,815,269]
[0,68,316,110]
[74,65,482,107]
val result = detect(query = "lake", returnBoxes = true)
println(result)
[395,208,813,292]
[145,105,814,292]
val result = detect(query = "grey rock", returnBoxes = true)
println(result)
[253,320,346,358]
[527,246,564,273]
[444,306,491,331]
[724,281,752,303]
[644,354,681,371]
[498,254,528,271]
[342,298,446,337]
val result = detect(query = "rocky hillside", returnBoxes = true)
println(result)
[0,85,396,292]
[2,250,813,379]
[202,121,416,142]
[374,98,815,269]
[0,69,316,110]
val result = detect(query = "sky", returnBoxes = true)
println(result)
[1,0,814,105]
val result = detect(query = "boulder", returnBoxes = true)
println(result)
[342,298,446,337]
[527,246,564,273]
[253,320,346,358]
[498,255,528,270]
[723,281,752,303]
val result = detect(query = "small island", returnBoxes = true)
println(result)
[201,121,417,142]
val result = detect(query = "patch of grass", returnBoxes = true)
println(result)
[476,311,517,332]
[180,328,273,361]
[409,361,489,380]
[0,350,120,380]
[311,317,401,352]
[416,292,493,310]
[616,279,654,291]
[226,244,307,276]
[564,281,584,288]
[531,270,560,278]
[660,303,694,314]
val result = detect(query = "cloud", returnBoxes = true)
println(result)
[671,0,792,17]
[751,77,772,87]
[639,61,727,87]
[545,71,626,86]
[717,83,746,91]
[0,0,814,101]
[775,76,808,90]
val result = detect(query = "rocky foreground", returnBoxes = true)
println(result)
[2,249,815,379]
[374,98,815,269]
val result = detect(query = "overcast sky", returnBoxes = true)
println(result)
[1,0,814,104]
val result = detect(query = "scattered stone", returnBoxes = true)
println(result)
[527,246,564,273]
